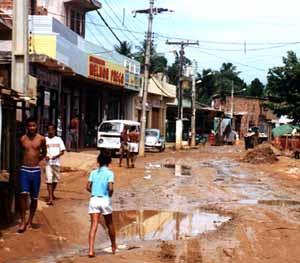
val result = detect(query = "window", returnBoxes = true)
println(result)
[99,122,121,133]
[67,8,85,37]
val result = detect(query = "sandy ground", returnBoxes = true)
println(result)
[1,144,300,263]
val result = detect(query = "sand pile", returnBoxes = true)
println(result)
[242,144,278,164]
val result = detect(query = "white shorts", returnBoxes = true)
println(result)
[128,142,139,153]
[88,196,112,215]
[45,165,60,183]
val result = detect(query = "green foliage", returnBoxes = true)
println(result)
[266,51,300,122]
[133,40,168,74]
[114,41,132,57]
[247,78,265,97]
[196,63,247,105]
[167,55,192,85]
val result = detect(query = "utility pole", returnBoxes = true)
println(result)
[12,0,29,120]
[133,1,172,157]
[166,40,199,150]
[191,60,197,147]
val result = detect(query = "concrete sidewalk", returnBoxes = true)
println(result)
[60,150,99,171]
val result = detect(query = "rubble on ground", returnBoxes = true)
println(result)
[242,144,279,164]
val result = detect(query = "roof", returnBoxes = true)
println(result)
[148,75,176,98]
[63,0,102,11]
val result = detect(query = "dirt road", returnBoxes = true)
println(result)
[1,145,300,263]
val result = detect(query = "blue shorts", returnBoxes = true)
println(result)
[19,166,41,199]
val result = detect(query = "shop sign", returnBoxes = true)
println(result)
[44,90,50,106]
[36,68,60,89]
[126,73,140,88]
[88,55,125,87]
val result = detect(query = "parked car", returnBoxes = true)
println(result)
[97,120,140,154]
[145,128,165,152]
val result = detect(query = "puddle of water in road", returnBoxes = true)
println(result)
[109,209,230,242]
[164,164,192,177]
[39,209,229,262]
[238,199,300,206]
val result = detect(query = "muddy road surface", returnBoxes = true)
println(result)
[1,145,300,263]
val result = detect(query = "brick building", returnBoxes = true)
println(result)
[212,95,277,138]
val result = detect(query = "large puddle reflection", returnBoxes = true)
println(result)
[103,210,230,242]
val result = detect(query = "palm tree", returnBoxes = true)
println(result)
[114,41,132,57]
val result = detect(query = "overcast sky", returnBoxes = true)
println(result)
[86,0,300,84]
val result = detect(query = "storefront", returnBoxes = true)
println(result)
[137,74,176,137]
[0,61,17,223]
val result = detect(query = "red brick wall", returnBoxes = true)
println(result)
[0,1,13,10]
[212,96,277,136]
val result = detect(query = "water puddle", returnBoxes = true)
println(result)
[107,210,230,242]
[164,164,192,177]
[238,199,300,206]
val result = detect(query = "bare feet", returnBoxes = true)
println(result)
[88,252,95,258]
[112,244,117,254]
[17,223,26,233]
[47,201,53,206]
[26,222,33,230]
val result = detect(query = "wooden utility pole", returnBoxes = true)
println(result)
[12,0,29,122]
[166,40,199,150]
[191,60,197,147]
[134,1,172,157]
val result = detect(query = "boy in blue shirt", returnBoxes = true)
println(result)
[86,153,116,258]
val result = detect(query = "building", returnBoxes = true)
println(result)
[0,0,141,148]
[0,0,142,221]
[137,73,176,137]
[212,95,277,138]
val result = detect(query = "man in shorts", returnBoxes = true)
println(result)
[18,117,46,233]
[128,126,140,168]
[45,124,66,205]
[86,152,116,258]
[119,125,128,167]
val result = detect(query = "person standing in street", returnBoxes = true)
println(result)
[45,124,66,206]
[18,117,46,233]
[119,125,128,167]
[128,126,140,168]
[86,152,117,257]
[68,113,79,152]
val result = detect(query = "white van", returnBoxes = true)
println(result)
[97,120,140,153]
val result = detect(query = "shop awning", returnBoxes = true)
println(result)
[30,54,74,75]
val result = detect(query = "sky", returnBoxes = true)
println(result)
[86,0,300,84]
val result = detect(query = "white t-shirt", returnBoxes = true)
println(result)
[46,136,66,166]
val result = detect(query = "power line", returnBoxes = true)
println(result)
[191,48,266,72]
[92,7,122,45]
[45,10,300,49]
[102,0,142,44]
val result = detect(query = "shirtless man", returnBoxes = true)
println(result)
[18,117,46,233]
[127,127,140,168]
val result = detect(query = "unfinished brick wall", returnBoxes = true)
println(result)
[212,96,277,136]
[0,1,13,11]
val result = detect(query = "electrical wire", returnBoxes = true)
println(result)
[102,0,142,44]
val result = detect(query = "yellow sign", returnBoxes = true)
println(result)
[88,55,125,86]
[29,35,57,58]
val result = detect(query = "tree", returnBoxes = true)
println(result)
[247,78,264,97]
[266,51,300,122]
[166,55,192,85]
[114,41,132,57]
[133,41,168,74]
[196,63,247,105]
